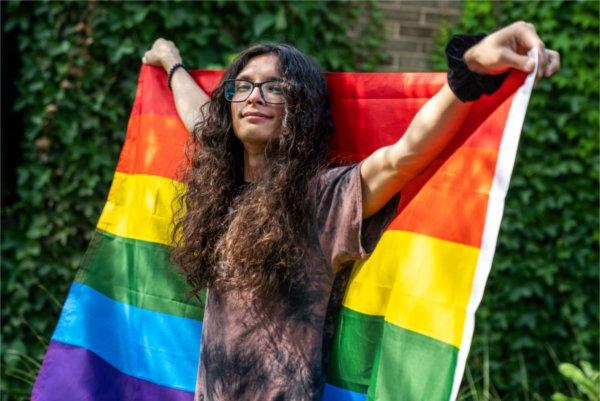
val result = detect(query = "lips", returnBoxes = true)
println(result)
[242,110,272,119]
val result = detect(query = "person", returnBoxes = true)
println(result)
[142,21,559,401]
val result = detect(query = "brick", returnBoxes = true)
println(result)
[423,8,460,25]
[380,56,398,70]
[375,0,463,71]
[396,0,439,7]
[420,7,454,16]
[423,13,456,26]
[435,1,462,11]
[377,7,422,23]
[421,40,436,53]
[380,64,399,72]
[378,52,398,71]
[393,51,429,60]
[376,0,402,10]
[384,38,421,52]
[379,51,430,71]
[383,21,400,39]
[396,56,431,72]
[377,1,421,11]
[399,23,435,37]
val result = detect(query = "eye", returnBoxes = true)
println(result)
[264,82,283,94]
[236,81,252,92]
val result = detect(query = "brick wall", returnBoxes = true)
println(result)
[378,1,461,71]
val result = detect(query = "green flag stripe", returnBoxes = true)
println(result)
[328,307,458,400]
[77,230,457,400]
[75,230,204,320]
[327,308,383,393]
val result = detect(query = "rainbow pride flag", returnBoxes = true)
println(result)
[32,59,536,401]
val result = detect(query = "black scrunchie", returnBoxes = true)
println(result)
[446,33,509,102]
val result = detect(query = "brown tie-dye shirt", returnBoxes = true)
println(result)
[195,162,400,401]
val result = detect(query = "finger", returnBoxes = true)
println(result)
[500,47,536,73]
[534,45,546,79]
[142,56,147,64]
[516,22,547,76]
[544,50,560,76]
[538,47,548,79]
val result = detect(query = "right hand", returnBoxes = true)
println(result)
[463,21,560,80]
[142,38,182,71]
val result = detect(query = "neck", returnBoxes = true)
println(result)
[243,144,267,183]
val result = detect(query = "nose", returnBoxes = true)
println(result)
[246,85,265,104]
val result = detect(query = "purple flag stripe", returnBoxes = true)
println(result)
[32,341,193,401]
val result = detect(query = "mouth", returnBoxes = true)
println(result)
[242,111,272,119]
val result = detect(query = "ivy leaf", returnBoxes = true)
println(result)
[275,7,287,30]
[253,12,275,37]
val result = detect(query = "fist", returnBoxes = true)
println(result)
[464,21,560,81]
[142,38,182,71]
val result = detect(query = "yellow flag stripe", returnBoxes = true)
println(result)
[98,172,478,347]
[343,230,479,347]
[96,172,184,245]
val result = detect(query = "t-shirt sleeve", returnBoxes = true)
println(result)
[314,161,400,274]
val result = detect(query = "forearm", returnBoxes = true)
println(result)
[143,38,211,134]
[168,64,211,134]
[360,83,473,218]
[360,21,559,219]
[389,83,474,184]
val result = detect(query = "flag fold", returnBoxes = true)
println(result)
[32,59,537,401]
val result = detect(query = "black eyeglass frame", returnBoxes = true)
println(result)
[223,79,286,105]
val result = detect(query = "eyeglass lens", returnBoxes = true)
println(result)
[224,80,284,104]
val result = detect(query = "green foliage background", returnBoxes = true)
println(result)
[1,1,384,399]
[2,1,598,401]
[431,1,599,400]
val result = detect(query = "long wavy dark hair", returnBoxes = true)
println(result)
[171,44,334,306]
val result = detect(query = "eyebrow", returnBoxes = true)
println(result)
[236,74,282,81]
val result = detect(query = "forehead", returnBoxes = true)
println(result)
[236,53,281,80]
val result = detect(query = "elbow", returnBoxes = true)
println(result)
[389,143,431,186]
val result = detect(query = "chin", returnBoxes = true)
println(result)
[236,126,281,146]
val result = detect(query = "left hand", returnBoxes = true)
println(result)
[464,21,560,81]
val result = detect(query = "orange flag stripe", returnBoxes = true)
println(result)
[390,146,497,247]
[117,112,498,247]
[116,114,189,180]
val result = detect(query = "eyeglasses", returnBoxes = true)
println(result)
[223,79,285,104]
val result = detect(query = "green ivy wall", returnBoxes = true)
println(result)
[2,1,598,400]
[431,1,599,399]
[1,2,384,399]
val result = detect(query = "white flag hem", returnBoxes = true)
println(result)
[449,48,540,401]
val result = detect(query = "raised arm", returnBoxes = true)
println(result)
[360,21,560,218]
[142,38,210,134]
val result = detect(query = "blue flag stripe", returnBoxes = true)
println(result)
[322,383,367,400]
[52,282,369,399]
[52,282,202,391]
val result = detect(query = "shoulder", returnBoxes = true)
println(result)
[313,163,360,193]
[308,162,362,218]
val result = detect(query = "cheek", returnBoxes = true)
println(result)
[230,104,238,121]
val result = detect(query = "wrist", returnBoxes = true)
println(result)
[463,44,479,72]
[167,62,189,91]
[445,33,507,102]
[162,55,183,72]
